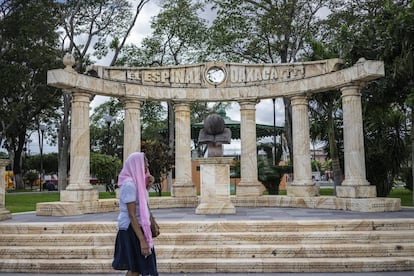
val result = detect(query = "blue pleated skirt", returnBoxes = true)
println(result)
[112,224,158,276]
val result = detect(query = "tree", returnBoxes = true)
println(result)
[305,40,344,193]
[120,0,213,191]
[207,0,334,167]
[322,0,413,196]
[89,97,168,161]
[90,153,122,186]
[0,0,62,189]
[56,0,150,189]
[90,98,124,158]
[141,140,173,196]
[257,143,291,195]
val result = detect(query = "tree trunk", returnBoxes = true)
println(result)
[411,106,414,205]
[12,150,24,190]
[167,102,175,193]
[327,114,343,195]
[283,97,293,163]
[58,93,71,191]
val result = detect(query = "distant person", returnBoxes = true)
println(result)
[112,152,158,276]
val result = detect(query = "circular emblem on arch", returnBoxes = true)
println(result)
[205,65,227,86]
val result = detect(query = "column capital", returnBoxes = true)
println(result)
[174,101,191,111]
[290,95,308,105]
[339,83,364,94]
[71,91,94,104]
[238,100,258,109]
[122,97,143,109]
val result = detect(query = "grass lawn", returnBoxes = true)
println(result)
[5,192,116,213]
[4,188,413,213]
[389,188,413,206]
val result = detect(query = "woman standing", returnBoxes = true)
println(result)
[112,152,158,276]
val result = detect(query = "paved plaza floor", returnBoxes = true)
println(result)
[4,206,414,223]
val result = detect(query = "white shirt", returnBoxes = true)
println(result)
[117,180,147,230]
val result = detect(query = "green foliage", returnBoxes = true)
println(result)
[89,98,168,158]
[24,171,38,187]
[141,101,168,142]
[208,0,329,63]
[24,153,59,175]
[257,143,292,195]
[141,140,173,196]
[365,108,407,196]
[60,0,133,70]
[0,0,62,188]
[120,0,208,66]
[316,0,413,196]
[90,153,122,184]
[258,162,292,195]
[89,98,124,158]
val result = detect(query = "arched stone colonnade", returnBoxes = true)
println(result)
[39,55,400,215]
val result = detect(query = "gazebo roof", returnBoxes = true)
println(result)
[191,117,284,140]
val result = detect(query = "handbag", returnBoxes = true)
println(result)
[150,214,160,238]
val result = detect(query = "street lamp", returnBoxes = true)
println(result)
[104,115,113,155]
[39,124,46,191]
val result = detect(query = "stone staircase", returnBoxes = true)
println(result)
[0,219,413,274]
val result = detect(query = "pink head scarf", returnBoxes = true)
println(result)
[117,152,153,248]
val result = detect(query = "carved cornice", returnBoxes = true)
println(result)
[47,58,384,102]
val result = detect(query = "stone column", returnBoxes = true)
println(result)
[287,95,319,197]
[61,91,99,202]
[237,100,263,196]
[123,97,142,162]
[337,85,376,198]
[0,159,11,220]
[172,102,196,197]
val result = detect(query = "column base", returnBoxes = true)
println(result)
[287,183,320,197]
[0,207,12,221]
[336,185,376,198]
[36,198,119,216]
[60,189,99,202]
[236,181,264,197]
[172,181,196,197]
[195,202,236,214]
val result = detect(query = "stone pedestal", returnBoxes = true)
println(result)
[60,189,99,202]
[336,184,377,198]
[0,159,12,220]
[196,157,236,214]
[286,184,320,197]
[37,189,99,216]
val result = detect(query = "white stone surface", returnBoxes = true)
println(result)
[123,98,142,161]
[196,157,235,214]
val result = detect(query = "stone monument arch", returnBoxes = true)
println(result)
[39,54,400,216]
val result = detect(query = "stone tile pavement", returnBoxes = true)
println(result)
[3,206,414,224]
